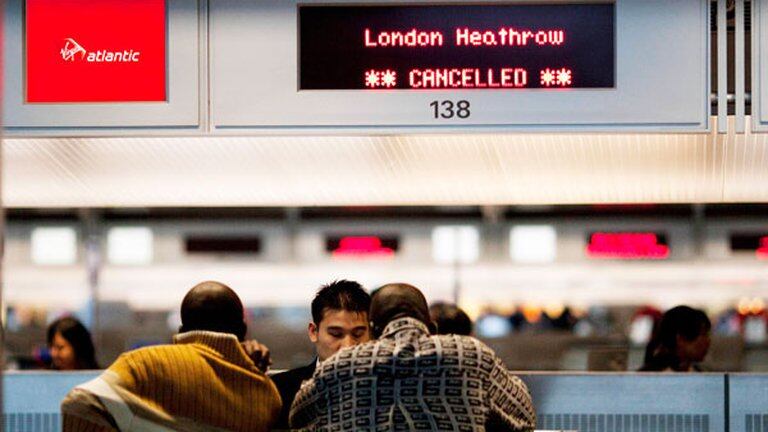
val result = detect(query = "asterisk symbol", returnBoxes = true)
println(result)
[365,70,380,88]
[540,68,556,86]
[381,70,397,88]
[556,68,572,86]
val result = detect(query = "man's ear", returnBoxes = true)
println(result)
[427,321,438,335]
[308,322,319,343]
[236,321,247,342]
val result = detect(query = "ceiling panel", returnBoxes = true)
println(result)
[3,119,762,207]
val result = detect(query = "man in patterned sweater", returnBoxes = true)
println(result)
[61,281,281,431]
[290,283,536,431]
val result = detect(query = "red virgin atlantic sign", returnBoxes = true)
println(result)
[26,0,166,103]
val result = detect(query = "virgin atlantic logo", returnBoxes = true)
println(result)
[59,37,141,63]
[60,38,86,61]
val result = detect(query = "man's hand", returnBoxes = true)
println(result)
[241,339,272,372]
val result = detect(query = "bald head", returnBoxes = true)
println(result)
[180,281,247,341]
[370,283,435,338]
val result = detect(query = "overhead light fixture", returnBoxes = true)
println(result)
[31,227,77,265]
[107,227,154,265]
[432,225,479,264]
[510,225,557,263]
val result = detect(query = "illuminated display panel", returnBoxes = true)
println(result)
[25,0,166,103]
[730,233,768,259]
[586,232,669,260]
[326,235,399,258]
[299,3,614,90]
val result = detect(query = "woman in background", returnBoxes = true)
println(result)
[640,305,711,372]
[47,317,99,370]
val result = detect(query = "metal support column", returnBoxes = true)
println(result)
[717,0,729,133]
[79,210,102,349]
[735,0,746,132]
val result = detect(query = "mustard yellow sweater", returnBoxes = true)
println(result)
[61,331,282,431]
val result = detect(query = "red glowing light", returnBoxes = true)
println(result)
[757,237,768,259]
[586,232,670,260]
[331,236,395,258]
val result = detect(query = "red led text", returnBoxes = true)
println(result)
[365,28,444,47]
[365,69,398,88]
[364,27,565,48]
[455,28,564,46]
[409,68,527,89]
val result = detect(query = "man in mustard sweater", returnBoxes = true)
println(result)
[61,281,281,431]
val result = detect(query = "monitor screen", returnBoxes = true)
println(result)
[299,3,615,90]
[326,235,399,258]
[586,232,670,260]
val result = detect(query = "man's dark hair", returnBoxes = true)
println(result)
[370,283,435,338]
[180,281,247,341]
[311,280,371,325]
[430,302,473,336]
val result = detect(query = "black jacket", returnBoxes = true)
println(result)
[270,361,317,430]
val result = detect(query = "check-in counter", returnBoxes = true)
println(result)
[519,373,724,432]
[4,371,98,431]
[4,371,764,432]
[728,374,768,432]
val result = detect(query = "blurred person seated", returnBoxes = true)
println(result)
[270,280,371,430]
[639,305,711,372]
[61,281,281,431]
[290,283,536,432]
[429,302,473,336]
[47,316,99,370]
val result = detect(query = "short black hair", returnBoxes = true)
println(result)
[430,302,473,336]
[311,280,370,325]
[180,281,247,341]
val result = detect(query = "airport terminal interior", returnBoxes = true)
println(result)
[3,0,768,431]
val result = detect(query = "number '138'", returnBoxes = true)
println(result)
[430,100,471,119]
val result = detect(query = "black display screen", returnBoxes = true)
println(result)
[299,3,615,90]
[730,233,768,251]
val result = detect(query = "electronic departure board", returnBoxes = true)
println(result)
[586,232,670,260]
[325,235,399,258]
[299,4,614,90]
[210,0,709,132]
[755,0,768,131]
[730,233,768,258]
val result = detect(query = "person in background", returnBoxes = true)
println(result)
[270,280,371,430]
[429,301,473,336]
[639,305,712,372]
[61,281,281,431]
[290,283,536,431]
[47,316,99,370]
